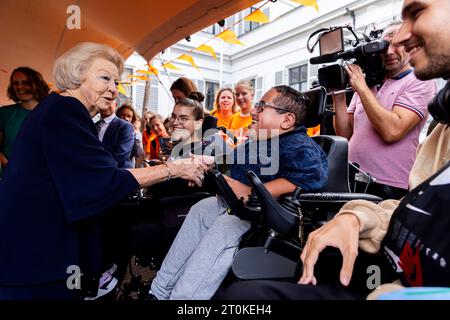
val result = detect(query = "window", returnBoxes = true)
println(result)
[274,71,284,86]
[196,79,205,93]
[203,24,221,35]
[243,7,261,34]
[205,81,219,110]
[204,16,236,36]
[149,78,159,113]
[133,78,158,116]
[289,64,308,92]
[239,7,269,35]
[134,83,145,115]
[254,77,264,102]
[118,67,133,106]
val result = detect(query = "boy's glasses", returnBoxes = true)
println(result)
[254,101,288,113]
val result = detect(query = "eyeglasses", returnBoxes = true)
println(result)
[254,101,288,113]
[170,114,195,124]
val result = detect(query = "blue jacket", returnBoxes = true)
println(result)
[102,117,135,169]
[229,126,328,192]
[0,93,139,286]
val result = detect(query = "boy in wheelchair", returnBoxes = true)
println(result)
[148,85,328,300]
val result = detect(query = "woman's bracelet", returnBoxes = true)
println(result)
[163,163,172,181]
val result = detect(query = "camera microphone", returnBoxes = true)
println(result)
[310,52,339,64]
[338,39,389,60]
[310,40,389,65]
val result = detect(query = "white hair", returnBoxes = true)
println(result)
[53,42,124,91]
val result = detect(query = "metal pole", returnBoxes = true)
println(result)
[219,26,224,86]
[141,58,154,132]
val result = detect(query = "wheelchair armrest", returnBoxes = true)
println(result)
[298,192,382,204]
[247,171,300,237]
[204,169,262,223]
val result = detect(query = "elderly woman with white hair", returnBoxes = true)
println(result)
[0,42,208,300]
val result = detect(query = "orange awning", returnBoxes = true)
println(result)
[0,0,259,104]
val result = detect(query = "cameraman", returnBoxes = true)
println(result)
[332,21,436,199]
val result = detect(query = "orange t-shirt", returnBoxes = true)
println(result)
[212,111,235,129]
[307,125,321,137]
[229,113,252,131]
[142,130,160,159]
[229,112,252,145]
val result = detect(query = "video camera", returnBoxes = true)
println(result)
[308,25,389,91]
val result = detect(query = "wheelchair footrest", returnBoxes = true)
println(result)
[232,247,300,280]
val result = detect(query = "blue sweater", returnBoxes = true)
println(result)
[0,93,139,285]
[230,126,328,192]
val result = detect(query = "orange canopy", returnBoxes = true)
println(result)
[0,0,259,104]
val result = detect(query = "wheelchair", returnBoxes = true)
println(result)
[203,85,384,283]
[205,142,382,283]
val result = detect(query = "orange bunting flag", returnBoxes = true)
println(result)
[148,65,159,75]
[136,69,152,75]
[162,62,182,70]
[196,44,218,61]
[117,83,128,96]
[244,9,270,23]
[137,66,159,76]
[290,0,319,11]
[177,54,199,70]
[130,75,149,81]
[216,29,244,45]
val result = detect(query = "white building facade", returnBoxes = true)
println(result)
[123,0,405,118]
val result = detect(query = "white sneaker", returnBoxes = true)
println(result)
[84,264,118,300]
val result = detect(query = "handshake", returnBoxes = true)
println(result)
[168,153,215,188]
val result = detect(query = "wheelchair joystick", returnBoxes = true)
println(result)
[292,187,303,199]
[246,190,261,211]
[246,171,300,237]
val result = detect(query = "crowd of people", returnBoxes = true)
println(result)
[0,0,449,301]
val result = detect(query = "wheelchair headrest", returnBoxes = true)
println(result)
[303,86,327,128]
[311,135,336,155]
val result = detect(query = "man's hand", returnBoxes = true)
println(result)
[299,214,360,286]
[223,175,252,202]
[345,64,370,94]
